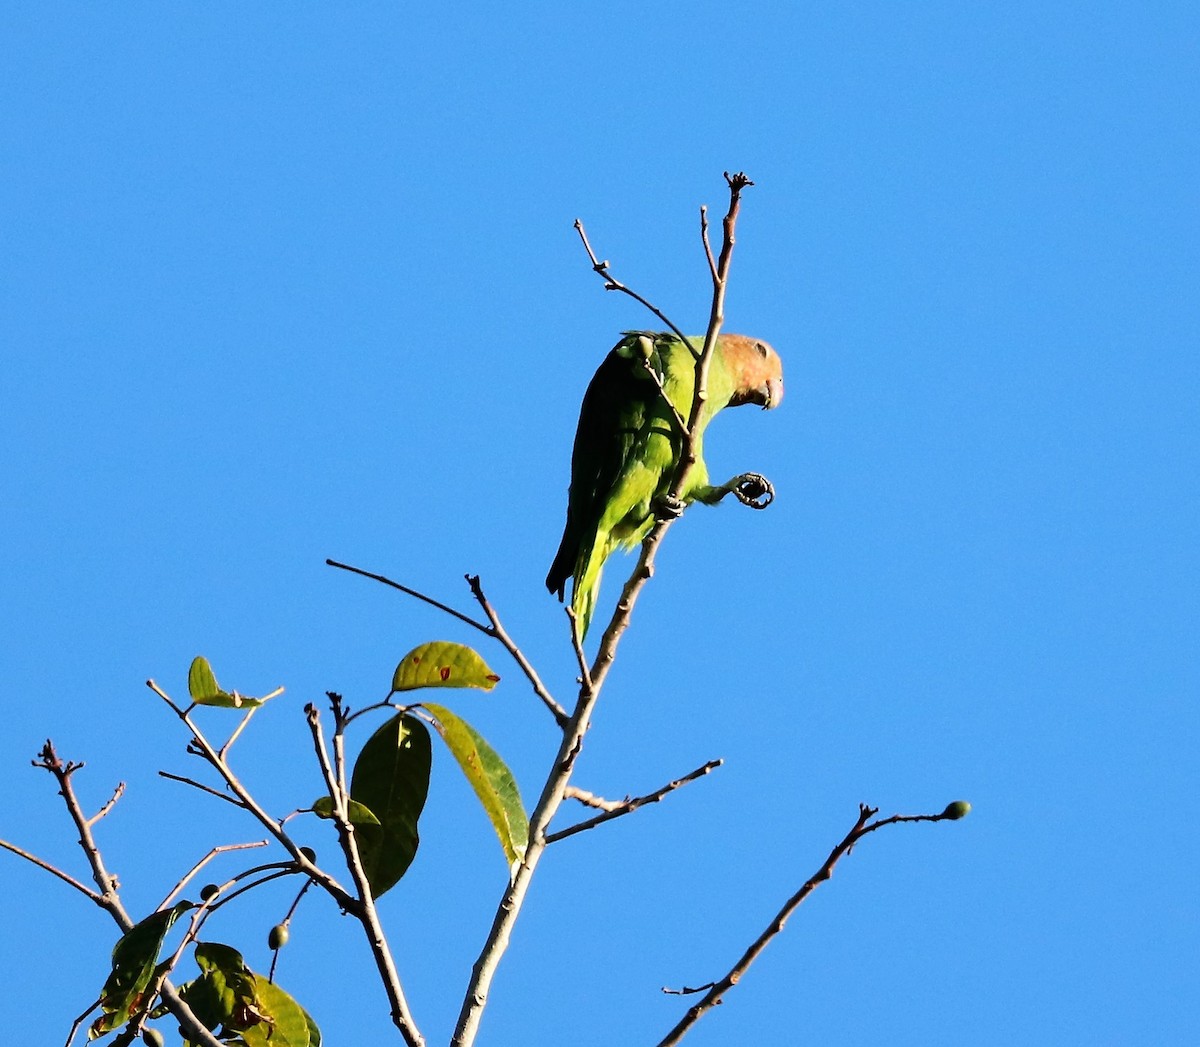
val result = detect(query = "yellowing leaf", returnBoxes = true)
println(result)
[421,703,528,867]
[391,642,500,693]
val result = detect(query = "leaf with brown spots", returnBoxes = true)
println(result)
[390,642,500,694]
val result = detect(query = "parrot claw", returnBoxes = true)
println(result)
[732,473,774,509]
[655,494,687,520]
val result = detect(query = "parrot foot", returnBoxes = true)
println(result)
[654,494,687,520]
[730,472,774,509]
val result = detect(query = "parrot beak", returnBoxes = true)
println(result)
[763,375,783,409]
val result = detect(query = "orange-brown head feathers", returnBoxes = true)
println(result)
[718,334,784,409]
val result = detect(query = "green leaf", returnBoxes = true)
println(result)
[187,656,263,709]
[187,656,220,702]
[179,943,318,1047]
[91,903,192,1037]
[349,713,432,897]
[311,796,380,825]
[178,941,258,1035]
[240,979,314,1047]
[391,641,500,693]
[421,703,528,867]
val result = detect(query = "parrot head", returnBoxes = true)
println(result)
[720,334,784,410]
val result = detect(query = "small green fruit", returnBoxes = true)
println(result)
[299,846,317,863]
[941,801,972,820]
[142,1028,166,1047]
[199,883,220,901]
[269,923,290,950]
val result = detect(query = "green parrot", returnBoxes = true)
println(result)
[546,330,784,638]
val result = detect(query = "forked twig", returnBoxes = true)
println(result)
[324,559,569,726]
[86,782,125,827]
[573,220,693,350]
[157,840,270,910]
[450,174,755,1047]
[0,837,99,902]
[547,760,723,844]
[466,574,569,726]
[30,741,225,1047]
[566,609,593,694]
[158,770,245,808]
[326,558,490,633]
[656,802,967,1046]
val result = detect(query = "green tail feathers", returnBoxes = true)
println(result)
[571,547,605,640]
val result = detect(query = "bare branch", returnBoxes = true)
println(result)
[219,692,281,759]
[562,785,622,812]
[573,219,693,348]
[343,697,406,727]
[323,559,568,727]
[158,770,245,808]
[466,574,569,727]
[326,558,490,633]
[157,840,270,910]
[0,837,101,903]
[699,204,718,282]
[656,802,965,1046]
[566,609,593,696]
[547,760,722,844]
[663,982,716,996]
[86,781,125,827]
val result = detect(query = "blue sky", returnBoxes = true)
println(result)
[2,4,1197,1045]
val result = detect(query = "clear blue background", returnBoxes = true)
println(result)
[3,4,1197,1045]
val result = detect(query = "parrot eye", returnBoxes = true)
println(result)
[755,341,769,357]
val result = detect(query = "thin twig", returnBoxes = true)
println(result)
[636,340,692,436]
[566,609,593,694]
[700,204,718,282]
[0,837,100,902]
[663,982,715,996]
[65,999,98,1047]
[343,697,405,727]
[466,574,569,727]
[573,219,694,349]
[157,840,270,910]
[562,785,622,811]
[86,781,125,827]
[324,558,568,727]
[219,689,283,759]
[655,802,964,1046]
[326,558,490,633]
[158,770,246,808]
[546,760,723,844]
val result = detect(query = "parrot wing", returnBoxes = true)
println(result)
[546,336,663,602]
